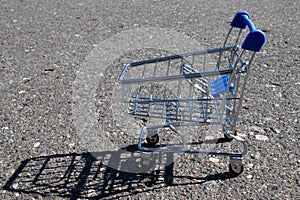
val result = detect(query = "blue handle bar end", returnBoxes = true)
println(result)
[231,11,266,52]
[242,30,266,52]
[230,11,251,29]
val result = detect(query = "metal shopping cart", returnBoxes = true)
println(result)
[118,11,266,175]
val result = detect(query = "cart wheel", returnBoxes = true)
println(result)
[229,163,244,176]
[146,134,159,146]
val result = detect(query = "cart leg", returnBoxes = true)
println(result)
[224,130,237,141]
[229,156,244,175]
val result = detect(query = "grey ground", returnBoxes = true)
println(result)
[1,0,299,199]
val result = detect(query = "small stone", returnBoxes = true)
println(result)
[250,153,261,159]
[12,183,19,189]
[265,117,273,121]
[254,153,261,159]
[255,135,269,141]
[250,126,265,133]
[22,78,31,83]
[19,90,26,94]
[208,157,220,163]
[205,135,214,140]
[271,127,280,134]
[34,142,41,148]
[237,133,247,138]
[247,163,254,168]
[203,180,218,190]
[246,174,253,179]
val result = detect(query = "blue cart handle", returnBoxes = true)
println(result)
[231,11,266,52]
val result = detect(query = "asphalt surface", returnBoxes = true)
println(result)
[1,0,299,199]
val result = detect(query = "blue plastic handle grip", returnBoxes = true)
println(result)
[231,11,266,52]
[241,14,255,32]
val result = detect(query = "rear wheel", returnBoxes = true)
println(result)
[146,134,159,146]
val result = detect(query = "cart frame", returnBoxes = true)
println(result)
[118,11,266,175]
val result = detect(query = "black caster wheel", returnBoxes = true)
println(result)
[146,134,159,146]
[229,163,244,176]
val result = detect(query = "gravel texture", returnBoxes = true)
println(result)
[1,0,299,199]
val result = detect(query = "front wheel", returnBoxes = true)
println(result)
[229,163,244,176]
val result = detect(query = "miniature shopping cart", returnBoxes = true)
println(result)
[118,11,266,175]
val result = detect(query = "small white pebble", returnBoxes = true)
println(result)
[255,135,269,141]
[69,143,75,148]
[208,157,219,163]
[246,174,253,179]
[265,117,273,121]
[22,78,31,83]
[237,133,247,138]
[205,135,214,140]
[254,153,261,159]
[19,90,26,94]
[272,128,280,134]
[34,142,41,148]
[12,183,19,189]
[247,163,254,168]
[250,126,265,133]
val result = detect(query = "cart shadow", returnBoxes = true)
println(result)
[3,142,237,199]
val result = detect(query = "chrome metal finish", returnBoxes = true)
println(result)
[117,14,264,174]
